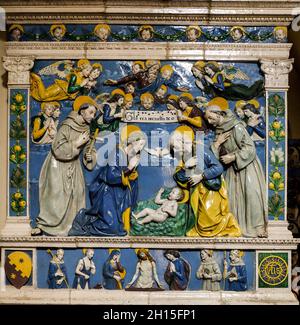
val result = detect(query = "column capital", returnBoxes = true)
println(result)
[260,58,294,90]
[3,56,35,85]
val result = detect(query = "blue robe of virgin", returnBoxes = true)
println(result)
[102,251,125,289]
[69,149,139,236]
[164,258,190,290]
[225,264,248,291]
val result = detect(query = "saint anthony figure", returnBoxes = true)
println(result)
[126,249,163,290]
[31,96,97,236]
[72,249,96,290]
[102,250,126,289]
[224,250,248,291]
[69,125,146,236]
[164,250,191,290]
[196,249,222,291]
[48,249,69,289]
[205,98,268,237]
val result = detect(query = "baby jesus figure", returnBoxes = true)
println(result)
[132,187,184,225]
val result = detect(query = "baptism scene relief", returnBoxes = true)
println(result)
[26,57,268,238]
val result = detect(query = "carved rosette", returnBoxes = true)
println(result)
[260,59,294,90]
[3,56,35,85]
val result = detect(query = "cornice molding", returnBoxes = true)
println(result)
[1,1,299,25]
[4,42,293,61]
[0,236,299,249]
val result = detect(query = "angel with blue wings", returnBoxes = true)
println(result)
[191,61,264,101]
[30,59,102,102]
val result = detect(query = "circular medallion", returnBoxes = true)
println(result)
[258,255,288,286]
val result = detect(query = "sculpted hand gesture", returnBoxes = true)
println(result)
[76,131,90,148]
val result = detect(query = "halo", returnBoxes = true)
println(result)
[160,65,174,74]
[92,63,103,72]
[135,248,149,255]
[111,88,126,97]
[247,99,260,109]
[178,189,190,204]
[207,97,229,111]
[193,61,206,72]
[140,92,154,101]
[235,100,247,110]
[173,125,195,141]
[230,26,246,35]
[124,93,133,102]
[120,125,141,143]
[41,101,60,111]
[179,92,194,101]
[145,59,161,68]
[167,94,179,102]
[186,25,202,36]
[133,61,145,70]
[8,24,24,33]
[73,96,97,112]
[77,59,91,69]
[138,25,154,38]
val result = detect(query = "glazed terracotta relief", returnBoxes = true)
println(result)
[26,59,268,238]
[8,24,287,43]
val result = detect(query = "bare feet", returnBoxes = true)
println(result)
[31,227,43,236]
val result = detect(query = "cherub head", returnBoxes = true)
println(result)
[132,61,145,75]
[123,93,134,110]
[77,59,93,77]
[41,102,56,117]
[50,24,67,41]
[138,25,154,41]
[155,85,168,99]
[273,26,287,42]
[94,24,111,42]
[160,65,174,80]
[140,92,154,110]
[90,63,103,80]
[125,82,136,94]
[230,26,245,42]
[9,24,24,42]
[186,25,202,42]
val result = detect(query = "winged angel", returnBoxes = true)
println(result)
[30,59,102,102]
[191,61,264,101]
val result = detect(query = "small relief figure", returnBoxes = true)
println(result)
[192,60,264,101]
[49,24,67,41]
[93,24,111,42]
[123,94,134,110]
[47,249,69,289]
[224,250,248,291]
[153,85,168,106]
[126,249,164,290]
[72,249,96,290]
[229,26,246,42]
[234,100,266,140]
[273,26,287,43]
[31,59,100,102]
[31,96,97,236]
[8,24,24,42]
[185,25,202,42]
[177,93,207,132]
[205,97,268,237]
[166,94,180,111]
[164,250,191,290]
[171,125,241,237]
[100,88,125,132]
[138,25,154,41]
[69,125,146,236]
[132,187,184,225]
[158,64,190,92]
[31,101,61,145]
[123,81,136,97]
[140,92,155,110]
[196,249,222,291]
[104,60,159,92]
[103,249,126,289]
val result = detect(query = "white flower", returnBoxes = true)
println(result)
[270,147,284,165]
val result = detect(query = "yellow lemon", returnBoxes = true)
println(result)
[14,192,22,199]
[269,131,275,137]
[20,154,26,160]
[269,183,275,190]
[14,145,22,152]
[11,201,16,208]
[272,171,281,180]
[278,183,284,189]
[19,200,26,207]
[10,154,16,161]
[272,121,281,129]
[20,105,26,111]
[15,94,24,103]
[11,104,16,111]
[279,131,285,137]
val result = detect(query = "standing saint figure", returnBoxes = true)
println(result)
[126,249,164,290]
[196,249,222,291]
[72,249,96,290]
[31,96,98,236]
[205,97,268,238]
[102,249,126,289]
[47,249,69,289]
[224,250,248,291]
[164,250,191,290]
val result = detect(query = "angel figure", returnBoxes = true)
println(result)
[31,59,101,102]
[192,61,264,101]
